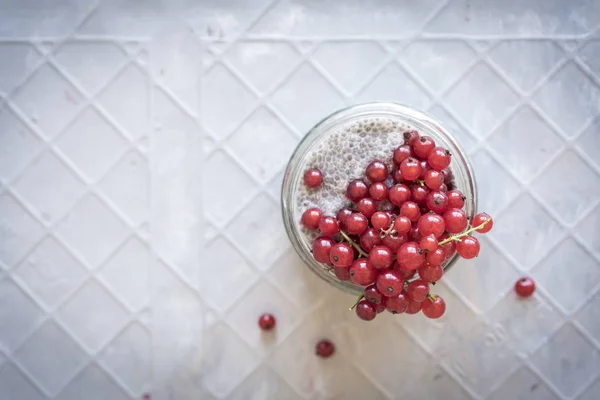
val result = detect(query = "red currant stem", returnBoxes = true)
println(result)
[414,179,425,187]
[340,230,369,258]
[437,218,491,246]
[380,218,397,237]
[349,293,365,311]
[426,293,437,301]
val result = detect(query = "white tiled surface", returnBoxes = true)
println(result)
[1,1,600,399]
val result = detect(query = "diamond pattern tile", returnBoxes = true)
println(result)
[0,363,45,400]
[57,364,129,400]
[488,366,560,400]
[576,204,600,257]
[0,43,42,95]
[57,280,129,351]
[531,324,600,397]
[576,118,600,170]
[0,106,43,182]
[579,40,600,78]
[228,365,302,400]
[579,378,600,400]
[0,279,45,352]
[575,290,600,346]
[14,320,87,396]
[427,105,477,153]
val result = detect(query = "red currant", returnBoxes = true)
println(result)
[441,168,451,183]
[397,242,425,271]
[428,147,451,171]
[336,208,353,229]
[413,136,436,159]
[426,247,445,266]
[411,185,430,204]
[420,234,438,253]
[301,208,322,229]
[363,284,383,304]
[439,183,448,193]
[355,300,377,321]
[393,144,413,165]
[368,182,388,201]
[400,157,422,181]
[375,301,386,313]
[400,201,421,222]
[258,313,276,331]
[392,167,403,183]
[439,234,456,260]
[366,160,388,182]
[409,225,422,242]
[312,236,335,263]
[394,262,417,280]
[422,295,446,319]
[417,213,445,238]
[515,277,535,297]
[356,198,377,218]
[403,130,419,145]
[418,264,443,282]
[334,266,351,281]
[316,339,335,358]
[346,212,368,235]
[456,236,480,259]
[393,216,412,235]
[368,245,394,269]
[424,169,444,190]
[407,279,430,302]
[349,258,378,286]
[446,190,465,209]
[319,216,339,237]
[388,184,411,206]
[443,208,468,233]
[371,211,390,230]
[385,291,409,314]
[359,228,382,252]
[473,212,493,233]
[406,300,422,314]
[346,179,368,202]
[381,232,408,252]
[304,168,323,188]
[329,243,354,267]
[426,190,448,214]
[376,270,404,297]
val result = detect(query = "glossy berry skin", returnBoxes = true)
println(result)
[366,160,388,182]
[407,280,429,302]
[334,266,351,281]
[439,183,448,193]
[364,284,383,304]
[336,208,353,230]
[426,190,448,214]
[360,228,382,252]
[420,234,438,253]
[329,243,354,267]
[316,339,335,358]
[515,277,535,297]
[375,301,386,313]
[312,236,336,263]
[369,245,394,269]
[406,300,422,314]
[417,213,445,238]
[419,160,430,179]
[346,179,369,202]
[411,185,430,204]
[422,295,446,319]
[446,190,465,209]
[385,291,409,314]
[371,211,390,230]
[426,247,445,266]
[381,233,408,252]
[456,236,480,259]
[301,208,322,229]
[413,136,436,159]
[357,198,377,218]
[258,313,276,331]
[304,168,323,188]
[349,258,378,286]
[397,242,425,271]
[369,182,388,201]
[404,130,419,145]
[393,216,412,235]
[400,158,422,181]
[389,184,411,206]
[473,212,493,233]
[428,147,451,171]
[443,208,468,234]
[424,169,444,190]
[319,216,339,237]
[418,264,443,283]
[355,300,377,321]
[400,201,421,222]
[346,212,369,235]
[394,262,416,280]
[392,167,403,183]
[393,144,413,165]
[376,270,404,297]
[439,235,457,260]
[409,225,421,242]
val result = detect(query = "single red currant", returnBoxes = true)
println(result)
[304,168,323,188]
[418,264,443,282]
[443,208,468,233]
[375,301,386,313]
[334,266,351,281]
[411,185,430,204]
[439,183,448,193]
[388,184,411,206]
[376,270,404,297]
[400,157,422,181]
[355,300,377,321]
[258,313,276,331]
[364,284,383,304]
[419,160,430,179]
[357,197,377,218]
[349,258,378,286]
[394,262,417,280]
[393,216,412,235]
[319,216,340,237]
[397,242,425,271]
[385,291,409,314]
[441,168,451,183]
[406,300,422,314]
[369,245,394,269]
[371,211,391,230]
[515,277,535,297]
[329,243,354,267]
[473,212,493,233]
[426,190,448,214]
[404,130,419,145]
[420,234,438,253]
[316,339,335,358]
[426,247,445,266]
[428,147,451,171]
[345,212,369,235]
[424,169,444,190]
[381,232,408,252]
[439,234,456,260]
[360,228,382,252]
[366,160,388,182]
[336,208,353,230]
[392,167,403,183]
[312,236,336,263]
[368,182,388,201]
[417,213,446,238]
[446,190,465,209]
[409,225,422,242]
[406,280,429,302]
[346,179,369,202]
[400,201,421,222]
[393,144,413,165]
[301,208,322,229]
[456,236,480,259]
[413,136,436,159]
[422,295,446,319]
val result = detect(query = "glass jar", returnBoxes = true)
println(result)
[281,103,477,296]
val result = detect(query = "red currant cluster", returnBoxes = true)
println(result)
[301,130,494,321]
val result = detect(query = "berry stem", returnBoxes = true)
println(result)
[437,218,491,246]
[340,230,369,258]
[349,293,365,311]
[414,179,425,187]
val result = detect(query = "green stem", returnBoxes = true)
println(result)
[340,230,369,258]
[437,218,491,246]
[349,293,365,311]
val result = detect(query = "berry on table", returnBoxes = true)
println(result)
[473,212,493,233]
[400,157,422,181]
[407,280,429,302]
[368,245,394,269]
[366,160,388,182]
[369,182,389,201]
[312,236,336,263]
[376,270,404,297]
[443,208,468,234]
[316,339,335,358]
[447,189,465,209]
[319,216,340,237]
[304,168,323,188]
[456,236,480,259]
[329,243,354,267]
[349,258,378,286]
[301,208,322,229]
[515,277,535,297]
[346,179,369,202]
[357,197,377,218]
[364,284,383,304]
[422,295,446,319]
[428,147,451,171]
[258,313,276,331]
[355,300,377,321]
[413,136,436,159]
[385,291,409,314]
[345,212,369,235]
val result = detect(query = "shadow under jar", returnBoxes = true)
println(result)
[281,103,477,296]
